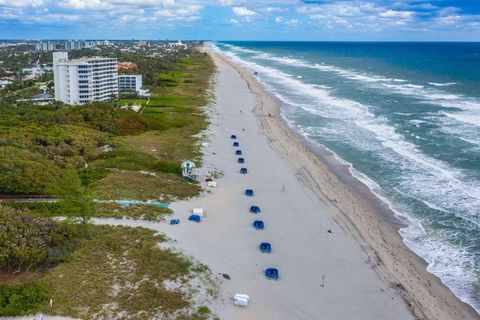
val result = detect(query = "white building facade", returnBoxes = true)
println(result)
[118,75,142,93]
[53,52,118,105]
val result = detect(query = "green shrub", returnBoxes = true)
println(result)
[0,283,49,316]
[155,161,181,174]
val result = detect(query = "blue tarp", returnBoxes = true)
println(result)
[170,219,180,225]
[245,189,254,196]
[233,142,240,147]
[231,134,237,139]
[114,200,170,208]
[260,242,272,253]
[265,267,279,280]
[235,150,242,155]
[238,158,245,164]
[253,220,264,230]
[240,168,248,174]
[188,214,201,222]
[250,205,261,213]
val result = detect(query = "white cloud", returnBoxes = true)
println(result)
[232,6,255,17]
[0,0,43,7]
[379,10,414,19]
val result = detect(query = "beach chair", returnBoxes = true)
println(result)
[253,220,264,230]
[238,158,245,164]
[236,150,242,155]
[188,214,201,223]
[233,142,240,147]
[240,168,248,174]
[245,189,254,197]
[259,242,272,253]
[170,219,180,225]
[250,205,261,214]
[265,267,279,280]
[231,134,237,139]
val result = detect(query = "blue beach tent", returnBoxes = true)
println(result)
[250,205,261,214]
[265,267,279,280]
[188,214,201,222]
[231,134,237,139]
[238,158,245,164]
[240,168,248,174]
[233,142,240,147]
[253,220,264,230]
[245,189,254,197]
[259,242,272,253]
[170,219,180,225]
[235,150,242,155]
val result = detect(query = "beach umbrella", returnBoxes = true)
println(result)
[265,267,279,280]
[250,205,261,213]
[259,242,272,253]
[253,220,264,230]
[188,214,201,222]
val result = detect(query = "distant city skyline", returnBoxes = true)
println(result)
[1,0,479,41]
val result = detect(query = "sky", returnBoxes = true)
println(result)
[0,0,479,41]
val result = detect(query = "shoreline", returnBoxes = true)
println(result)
[208,49,479,319]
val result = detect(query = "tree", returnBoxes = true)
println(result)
[58,168,96,227]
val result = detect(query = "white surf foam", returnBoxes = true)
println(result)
[429,82,457,87]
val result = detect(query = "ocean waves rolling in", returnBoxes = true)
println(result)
[213,42,480,312]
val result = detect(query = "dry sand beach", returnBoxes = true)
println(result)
[95,48,479,320]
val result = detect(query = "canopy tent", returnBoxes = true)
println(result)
[188,214,201,222]
[235,150,242,155]
[259,242,272,253]
[240,168,248,174]
[253,220,264,230]
[265,267,279,280]
[245,189,254,197]
[233,294,249,307]
[233,142,240,147]
[230,134,237,139]
[238,158,245,164]
[170,219,180,225]
[193,208,204,217]
[250,205,261,214]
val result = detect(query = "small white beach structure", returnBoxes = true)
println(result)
[181,160,199,181]
[207,181,217,188]
[233,294,250,307]
[193,208,204,217]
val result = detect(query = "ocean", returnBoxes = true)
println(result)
[213,41,480,312]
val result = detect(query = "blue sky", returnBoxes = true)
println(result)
[0,0,479,41]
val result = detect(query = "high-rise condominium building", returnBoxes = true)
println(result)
[53,52,118,105]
